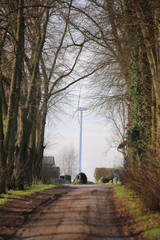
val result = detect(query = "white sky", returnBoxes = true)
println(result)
[44,88,123,182]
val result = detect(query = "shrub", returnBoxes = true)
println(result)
[74,172,87,184]
[101,177,110,183]
[124,151,160,211]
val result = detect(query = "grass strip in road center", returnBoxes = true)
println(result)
[113,185,160,239]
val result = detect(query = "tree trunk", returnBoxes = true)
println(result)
[16,8,49,188]
[131,0,160,150]
[4,0,25,190]
[15,107,27,190]
[0,31,7,193]
[33,105,47,180]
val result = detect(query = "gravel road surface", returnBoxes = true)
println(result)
[0,185,142,240]
[0,185,141,240]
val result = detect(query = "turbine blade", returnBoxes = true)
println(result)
[72,108,78,119]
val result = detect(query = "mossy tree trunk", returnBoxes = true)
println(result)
[131,0,160,151]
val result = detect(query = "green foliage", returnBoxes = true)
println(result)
[143,228,160,239]
[127,123,144,156]
[127,51,151,157]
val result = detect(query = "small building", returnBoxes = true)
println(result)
[42,156,60,183]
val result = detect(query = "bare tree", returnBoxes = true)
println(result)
[0,0,25,191]
[57,146,78,180]
[78,0,160,210]
[0,0,98,192]
[69,0,129,151]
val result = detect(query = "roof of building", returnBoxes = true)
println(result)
[42,156,55,166]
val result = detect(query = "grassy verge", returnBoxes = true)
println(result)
[0,183,63,205]
[113,185,160,240]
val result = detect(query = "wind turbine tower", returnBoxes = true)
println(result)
[73,87,87,173]
[78,106,87,173]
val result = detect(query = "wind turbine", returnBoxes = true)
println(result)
[73,87,87,173]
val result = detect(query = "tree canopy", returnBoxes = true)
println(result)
[0,0,160,211]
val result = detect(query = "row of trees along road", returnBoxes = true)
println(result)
[0,0,160,211]
[0,0,97,193]
[72,0,160,211]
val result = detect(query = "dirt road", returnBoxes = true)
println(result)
[0,185,142,240]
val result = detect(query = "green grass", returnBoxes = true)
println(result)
[113,185,160,239]
[144,228,160,239]
[0,183,63,205]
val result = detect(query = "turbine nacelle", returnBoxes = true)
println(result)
[78,107,88,111]
[72,107,87,119]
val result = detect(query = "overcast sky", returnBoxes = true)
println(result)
[44,86,123,182]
